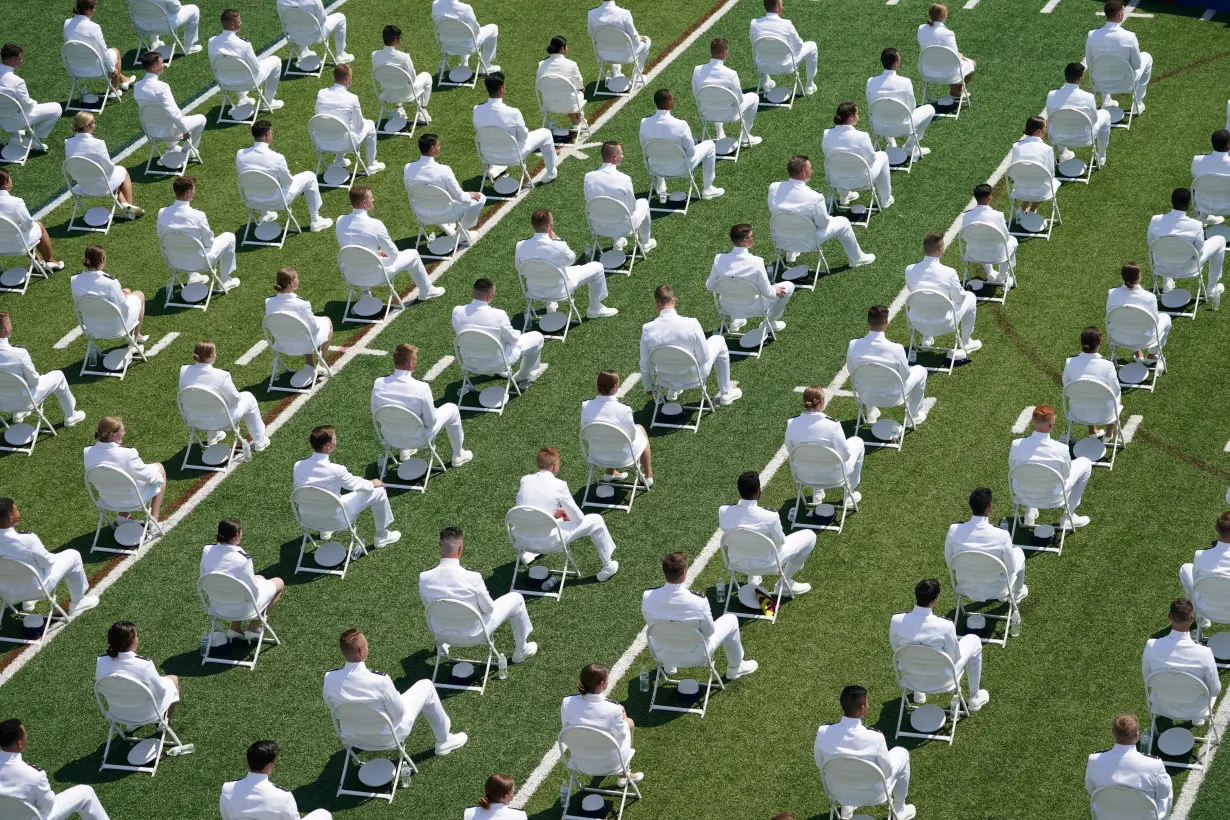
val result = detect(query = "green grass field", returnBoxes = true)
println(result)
[3,0,1230,817]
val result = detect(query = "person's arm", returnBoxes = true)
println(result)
[705,255,722,292]
[376,220,399,257]
[639,330,651,389]
[27,534,56,573]
[31,768,56,819]
[274,154,294,189]
[443,166,469,203]
[1141,644,1153,686]
[17,348,41,388]
[470,572,496,617]
[414,382,438,429]
[558,481,585,523]
[512,108,529,144]
[1206,653,1223,699]
[754,260,778,300]
[10,75,36,112]
[1084,756,1098,797]
[127,449,165,487]
[555,237,577,267]
[497,308,521,346]
[221,371,244,407]
[339,464,375,493]
[197,211,215,247]
[1153,766,1174,818]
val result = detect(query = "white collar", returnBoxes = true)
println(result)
[243,772,270,783]
[911,605,933,616]
[729,245,751,256]
[865,330,885,339]
[736,498,759,508]
[969,515,989,525]
[881,69,897,77]
[1168,629,1194,642]
[439,557,461,567]
[658,308,678,318]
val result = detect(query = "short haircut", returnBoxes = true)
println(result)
[737,471,760,500]
[333,64,352,83]
[764,0,777,10]
[140,51,162,70]
[393,343,418,369]
[596,370,619,396]
[251,119,272,140]
[834,101,858,125]
[578,663,609,695]
[923,232,944,255]
[839,684,868,717]
[83,245,105,268]
[1121,263,1142,286]
[915,578,942,607]
[473,277,495,297]
[1170,598,1195,621]
[654,88,673,109]
[867,304,889,327]
[217,518,241,543]
[881,48,900,71]
[440,526,464,552]
[786,155,809,178]
[71,112,95,133]
[1172,187,1192,211]
[247,740,279,771]
[220,8,240,26]
[348,185,372,207]
[191,340,216,364]
[1065,62,1085,84]
[1,45,24,63]
[968,487,992,516]
[654,284,675,305]
[536,447,559,470]
[1025,115,1046,136]
[1032,404,1057,424]
[274,268,297,292]
[973,183,993,203]
[418,132,439,154]
[1105,0,1124,15]
[802,386,825,412]
[601,141,621,162]
[172,176,195,198]
[730,223,753,245]
[1217,510,1230,540]
[0,498,14,522]
[710,37,728,59]
[0,719,23,750]
[662,551,689,583]
[339,628,365,657]
[1111,714,1139,745]
[1081,326,1102,353]
[382,25,401,46]
[484,71,505,96]
[531,208,551,232]
[1214,130,1230,153]
[308,425,335,452]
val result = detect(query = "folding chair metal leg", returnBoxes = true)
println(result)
[581,461,648,513]
[294,528,363,578]
[430,640,502,694]
[379,441,446,492]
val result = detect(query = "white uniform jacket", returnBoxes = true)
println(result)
[1085,745,1172,817]
[785,411,854,463]
[639,308,710,387]
[371,370,441,430]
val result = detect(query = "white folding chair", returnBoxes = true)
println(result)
[818,756,901,820]
[454,327,522,415]
[850,362,916,450]
[85,463,164,554]
[1008,462,1073,555]
[331,702,415,801]
[695,84,749,163]
[372,403,447,492]
[1006,159,1061,240]
[197,571,280,669]
[433,16,487,89]
[824,151,881,228]
[210,54,274,125]
[1106,304,1166,392]
[905,288,966,375]
[719,527,786,623]
[407,182,470,261]
[1090,785,1164,820]
[1150,236,1207,320]
[94,673,187,775]
[262,312,332,394]
[751,35,802,108]
[177,384,249,473]
[1193,173,1230,224]
[1048,107,1101,183]
[0,555,70,645]
[278,6,336,77]
[1192,572,1230,669]
[537,72,589,140]
[646,620,725,716]
[290,485,365,578]
[585,195,646,275]
[591,25,644,97]
[475,126,532,201]
[160,230,222,311]
[308,113,366,190]
[557,726,642,820]
[948,550,1019,648]
[237,169,302,249]
[768,211,828,291]
[505,506,581,600]
[424,598,503,694]
[372,64,425,137]
[712,277,776,359]
[643,138,701,215]
[787,441,858,533]
[647,344,715,432]
[74,295,146,379]
[1063,377,1123,469]
[1090,54,1141,130]
[517,258,580,342]
[0,370,57,456]
[918,45,967,118]
[336,245,406,325]
[62,156,123,234]
[580,420,650,513]
[1145,669,1220,770]
[0,796,43,820]
[892,643,970,743]
[128,0,189,65]
[0,91,48,166]
[869,97,921,172]
[958,220,1015,305]
[61,40,114,114]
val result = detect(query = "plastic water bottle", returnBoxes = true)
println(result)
[542,576,558,592]
[639,665,650,692]
[199,634,210,658]
[497,653,508,680]
[715,580,727,604]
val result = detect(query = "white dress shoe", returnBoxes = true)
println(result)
[726,659,758,680]
[700,186,725,200]
[512,642,538,663]
[374,530,402,548]
[596,561,620,582]
[452,450,474,467]
[63,410,87,427]
[967,689,991,712]
[435,732,468,756]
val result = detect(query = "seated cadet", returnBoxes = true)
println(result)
[583,141,656,253]
[336,185,440,300]
[1180,511,1230,603]
[432,0,500,74]
[157,176,239,293]
[767,156,874,268]
[71,245,148,346]
[561,663,641,783]
[404,133,486,238]
[1046,63,1110,169]
[866,48,934,161]
[1106,263,1169,368]
[814,685,915,820]
[265,268,333,383]
[373,25,432,125]
[640,285,741,405]
[1009,116,1058,218]
[0,312,86,428]
[588,0,650,80]
[692,38,761,146]
[0,718,110,820]
[0,497,98,614]
[473,72,558,183]
[323,628,467,778]
[918,3,974,98]
[1085,714,1172,817]
[276,0,352,64]
[1062,326,1121,442]
[452,278,548,387]
[200,518,284,641]
[904,232,981,358]
[0,170,65,273]
[141,0,202,55]
[237,121,331,233]
[1191,130,1229,227]
[65,114,144,220]
[1009,404,1093,529]
[889,579,990,710]
[133,52,207,157]
[181,340,269,450]
[371,343,471,466]
[719,471,815,598]
[822,102,893,209]
[1086,0,1152,116]
[294,425,399,549]
[785,386,865,505]
[515,208,617,319]
[96,622,180,718]
[516,446,620,581]
[0,44,64,152]
[639,89,722,201]
[315,65,383,175]
[419,527,538,662]
[84,416,167,520]
[750,0,818,96]
[63,0,134,96]
[642,551,758,680]
[944,488,1027,605]
[1148,187,1225,309]
[220,739,332,820]
[537,36,585,138]
[707,224,794,334]
[210,11,285,112]
[960,183,1016,288]
[580,370,653,486]
[465,773,526,820]
[846,304,928,426]
[1142,599,1221,709]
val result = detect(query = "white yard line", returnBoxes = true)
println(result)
[793,385,853,398]
[422,355,455,383]
[1012,406,1037,435]
[1040,0,1062,13]
[329,346,387,356]
[143,331,179,358]
[52,327,82,349]
[963,0,981,8]
[234,340,267,367]
[1120,414,1143,444]
[614,372,641,399]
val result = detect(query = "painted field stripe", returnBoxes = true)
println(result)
[1121,414,1143,443]
[423,355,455,383]
[143,331,179,358]
[329,346,387,356]
[793,385,854,398]
[1012,406,1037,435]
[53,327,82,349]
[234,340,267,367]
[1040,0,1062,13]
[964,0,981,8]
[615,372,641,399]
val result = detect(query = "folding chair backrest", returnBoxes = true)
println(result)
[850,362,906,408]
[211,54,258,93]
[1106,304,1160,350]
[372,63,415,103]
[198,571,259,621]
[1090,785,1160,820]
[643,138,689,178]
[788,442,846,489]
[825,151,873,191]
[76,295,128,341]
[893,643,959,694]
[178,385,232,433]
[713,276,764,320]
[579,420,637,470]
[1063,378,1118,427]
[332,701,398,751]
[279,7,325,48]
[819,755,892,810]
[454,328,509,376]
[592,25,636,63]
[558,725,625,777]
[476,126,523,167]
[160,230,209,273]
[868,97,913,140]
[518,258,570,302]
[646,620,710,669]
[1090,55,1135,95]
[129,0,172,35]
[0,795,45,820]
[905,288,957,334]
[1008,462,1066,509]
[309,114,356,155]
[960,221,1010,264]
[506,505,566,552]
[1007,160,1055,201]
[770,211,820,254]
[95,672,161,725]
[238,170,291,212]
[1146,669,1212,722]
[263,311,317,357]
[1150,236,1202,278]
[337,245,388,289]
[424,598,488,646]
[408,182,459,226]
[0,555,45,607]
[1193,173,1230,216]
[1192,573,1230,625]
[1048,107,1094,147]
[373,404,431,451]
[0,369,37,415]
[751,34,796,74]
[695,84,741,123]
[948,550,1010,603]
[0,93,28,136]
[62,40,107,80]
[720,527,780,577]
[585,195,634,239]
[648,344,702,391]
[918,45,961,84]
[538,74,582,114]
[86,463,146,513]
[435,16,479,56]
[290,485,349,534]
[63,156,112,197]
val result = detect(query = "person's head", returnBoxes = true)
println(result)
[601,140,623,165]
[140,51,164,73]
[217,517,242,545]
[536,446,560,475]
[654,88,674,111]
[1217,511,1230,542]
[251,119,272,143]
[484,71,505,98]
[730,223,753,248]
[473,277,495,302]
[417,133,441,160]
[1025,115,1047,138]
[786,155,811,181]
[479,773,516,810]
[106,621,138,657]
[596,370,619,397]
[1104,0,1125,22]
[393,343,418,372]
[867,304,889,332]
[1,44,24,69]
[0,169,10,192]
[1081,326,1103,354]
[662,551,689,584]
[72,112,96,134]
[1065,62,1086,85]
[220,8,241,30]
[192,339,217,365]
[1169,598,1196,631]
[1121,263,1142,288]
[74,0,96,16]
[880,47,901,71]
[382,24,402,47]
[333,64,352,86]
[1171,187,1192,212]
[923,231,944,257]
[968,487,992,517]
[737,471,761,502]
[710,37,729,61]
[0,719,27,753]
[1214,130,1230,153]
[802,385,826,413]
[839,684,869,719]
[578,663,610,695]
[834,101,858,126]
[308,425,336,454]
[763,0,782,12]
[440,526,464,558]
[246,740,279,774]
[0,498,17,528]
[339,628,368,662]
[1111,713,1140,746]
[915,578,942,608]
[274,267,298,293]
[531,208,552,234]
[0,311,10,338]
[973,183,993,206]
[928,3,948,23]
[547,35,567,56]
[83,245,105,270]
[654,284,676,311]
[172,175,195,201]
[95,415,124,443]
[349,185,374,210]
[1032,404,1057,434]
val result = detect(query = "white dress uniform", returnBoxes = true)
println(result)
[370,368,465,460]
[199,541,277,610]
[472,97,558,180]
[749,11,818,89]
[178,362,268,445]
[515,468,617,570]
[515,232,608,313]
[917,20,974,78]
[639,307,733,397]
[1046,82,1110,166]
[1085,744,1172,817]
[889,605,985,694]
[63,13,116,73]
[314,83,377,166]
[641,582,746,675]
[814,716,911,812]
[1192,148,1230,183]
[465,802,526,820]
[451,299,545,383]
[132,73,207,152]
[865,69,934,155]
[784,409,865,490]
[706,246,794,323]
[1148,208,1226,301]
[0,337,79,419]
[537,53,585,112]
[156,199,237,279]
[265,291,330,349]
[588,1,650,75]
[418,557,534,653]
[581,393,647,460]
[846,331,927,422]
[718,498,815,589]
[0,525,90,607]
[1008,430,1093,515]
[1085,21,1152,109]
[0,750,109,820]
[766,177,865,263]
[1106,283,1171,351]
[959,203,1017,279]
[639,109,717,192]
[691,58,757,139]
[372,46,432,110]
[583,163,651,246]
[322,660,452,744]
[143,0,201,49]
[822,123,892,204]
[64,132,126,194]
[277,0,347,58]
[560,692,633,763]
[83,439,164,501]
[404,155,486,232]
[95,650,178,713]
[0,64,62,142]
[1008,134,1060,199]
[944,515,1025,597]
[432,0,498,68]
[1143,629,1221,707]
[903,255,977,345]
[71,268,142,331]
[220,771,331,820]
[292,452,394,536]
[236,142,324,223]
[1062,350,1122,418]
[335,208,431,294]
[1180,540,1230,600]
[208,29,281,104]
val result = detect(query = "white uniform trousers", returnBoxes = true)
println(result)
[841,436,866,490]
[565,261,609,310]
[50,784,109,820]
[955,291,977,345]
[396,678,452,744]
[341,485,394,536]
[665,141,716,190]
[884,747,911,811]
[427,402,464,458]
[302,812,332,820]
[700,335,733,394]
[321,12,347,56]
[450,194,486,231]
[473,24,499,66]
[630,198,652,246]
[409,71,433,108]
[866,366,927,422]
[123,293,143,332]
[255,55,282,102]
[610,37,650,75]
[765,281,795,323]
[286,171,324,220]
[35,549,91,606]
[1028,456,1093,517]
[32,370,78,418]
[984,235,1019,279]
[559,513,617,568]
[1006,545,1026,598]
[778,529,816,583]
[383,249,431,296]
[817,216,865,264]
[180,113,207,151]
[834,151,891,204]
[1199,235,1227,295]
[311,316,332,349]
[1088,108,1112,164]
[953,633,985,692]
[716,92,759,139]
[520,128,559,178]
[905,104,935,153]
[511,332,546,382]
[26,102,64,141]
[172,4,201,47]
[486,591,533,652]
[762,40,817,88]
[707,612,746,675]
[1151,313,1172,353]
[231,390,267,444]
[206,231,238,278]
[345,119,378,166]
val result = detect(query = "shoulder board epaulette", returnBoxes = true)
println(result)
[137,655,151,661]
[372,670,387,676]
[101,273,115,279]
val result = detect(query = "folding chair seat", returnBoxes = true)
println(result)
[0,796,44,820]
[475,126,532,202]
[1090,785,1165,820]
[0,555,70,645]
[1106,304,1166,392]
[0,370,57,456]
[695,84,749,163]
[1145,669,1221,771]
[424,598,504,694]
[505,506,581,601]
[1090,54,1141,130]
[177,384,249,473]
[94,673,188,775]
[646,620,725,717]
[787,441,858,533]
[308,114,366,190]
[372,64,426,137]
[585,196,646,275]
[905,288,967,375]
[768,211,828,291]
[330,702,416,801]
[1191,572,1230,669]
[948,550,1020,648]
[751,35,802,108]
[1192,173,1230,225]
[85,463,165,555]
[646,344,714,432]
[643,139,701,215]
[869,97,922,172]
[557,726,642,820]
[62,156,123,234]
[61,41,114,114]
[433,16,488,89]
[1062,377,1123,470]
[197,571,280,670]
[892,643,970,744]
[372,404,447,492]
[580,420,650,513]
[237,169,302,249]
[128,0,189,65]
[591,26,644,98]
[537,72,589,140]
[818,756,901,820]
[824,151,881,228]
[0,92,48,167]
[453,328,521,415]
[74,295,146,379]
[1048,107,1101,183]
[918,45,968,118]
[211,54,274,125]
[336,245,406,325]
[262,311,332,394]
[517,258,581,342]
[408,182,470,261]
[1006,160,1061,240]
[850,362,916,451]
[719,527,786,624]
[1150,236,1207,320]
[958,220,1015,305]
[160,230,223,312]
[290,485,365,578]
[712,277,775,359]
[1008,462,1073,555]
[278,6,337,77]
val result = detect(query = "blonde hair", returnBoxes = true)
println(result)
[192,341,217,364]
[95,415,123,442]
[393,343,418,369]
[537,447,559,471]
[71,112,95,133]
[802,386,825,411]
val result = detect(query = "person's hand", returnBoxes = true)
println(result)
[183,131,191,141]
[379,250,389,258]
[775,286,787,297]
[370,479,384,488]
[640,35,648,42]
[470,192,482,201]
[554,507,569,521]
[121,288,132,295]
